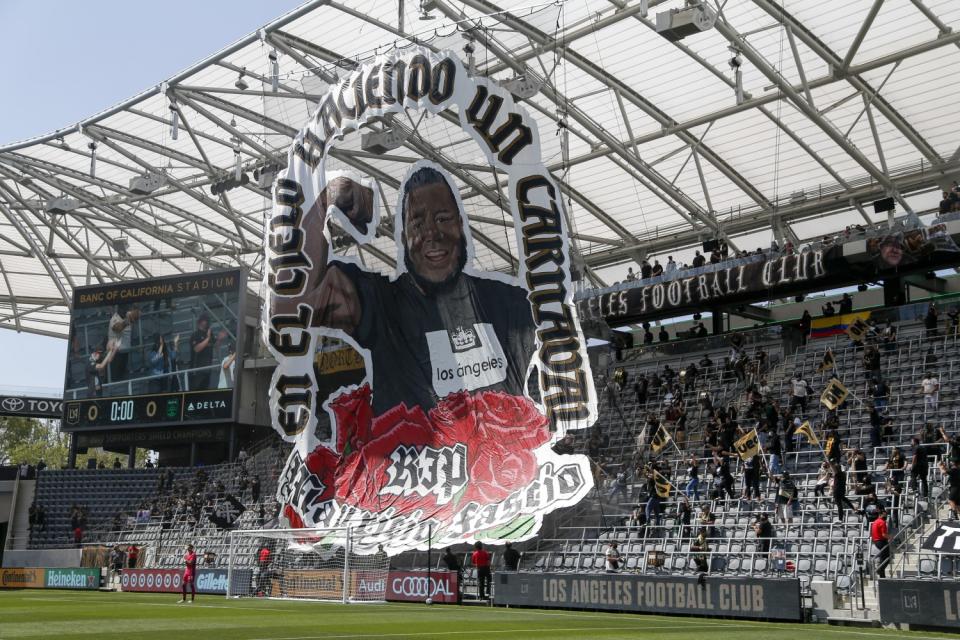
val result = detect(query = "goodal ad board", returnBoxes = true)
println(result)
[495,573,802,621]
[386,570,458,604]
[264,48,597,556]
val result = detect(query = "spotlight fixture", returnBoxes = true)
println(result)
[45,196,80,215]
[128,172,166,195]
[269,50,279,93]
[111,236,129,254]
[360,124,408,155]
[857,284,868,292]
[169,99,179,140]
[655,1,717,42]
[88,141,98,178]
[235,68,249,91]
[500,74,542,99]
[419,0,436,20]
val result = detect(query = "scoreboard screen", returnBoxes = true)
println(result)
[62,268,246,430]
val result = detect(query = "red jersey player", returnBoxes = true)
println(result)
[178,544,197,603]
[471,541,491,600]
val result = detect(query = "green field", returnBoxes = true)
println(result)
[0,590,954,640]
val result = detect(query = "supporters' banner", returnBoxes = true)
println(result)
[821,379,849,410]
[794,421,819,446]
[578,249,833,323]
[263,49,595,555]
[0,568,44,589]
[650,424,672,454]
[208,494,246,529]
[922,523,960,553]
[846,317,871,342]
[653,470,673,498]
[816,349,835,373]
[386,570,458,603]
[496,572,802,621]
[866,222,959,270]
[811,312,871,339]
[734,429,760,460]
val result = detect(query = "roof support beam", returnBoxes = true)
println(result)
[841,0,885,72]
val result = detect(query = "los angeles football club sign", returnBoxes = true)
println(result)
[264,48,596,554]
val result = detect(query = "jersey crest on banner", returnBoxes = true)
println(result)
[263,49,597,555]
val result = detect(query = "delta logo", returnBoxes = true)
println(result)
[186,400,227,412]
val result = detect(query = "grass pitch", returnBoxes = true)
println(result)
[0,590,953,639]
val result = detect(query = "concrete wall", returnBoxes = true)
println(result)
[0,480,14,525]
[2,548,83,568]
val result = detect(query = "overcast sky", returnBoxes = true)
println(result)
[0,0,304,391]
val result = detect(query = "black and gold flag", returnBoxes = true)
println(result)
[820,378,849,410]
[734,428,760,460]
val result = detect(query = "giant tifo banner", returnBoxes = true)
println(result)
[263,48,596,554]
[496,573,802,621]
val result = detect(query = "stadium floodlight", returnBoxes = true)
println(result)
[269,50,280,93]
[111,236,129,254]
[87,141,97,178]
[419,0,436,20]
[128,172,166,195]
[44,196,80,215]
[655,1,717,42]
[360,122,408,155]
[500,74,542,99]
[235,68,249,91]
[729,48,745,104]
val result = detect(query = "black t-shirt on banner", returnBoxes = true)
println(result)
[337,262,537,416]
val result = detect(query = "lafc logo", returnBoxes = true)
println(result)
[67,404,80,424]
[449,326,479,352]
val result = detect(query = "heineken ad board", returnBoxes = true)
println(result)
[62,268,246,431]
[0,395,62,418]
[0,568,99,590]
[879,579,960,629]
[263,48,597,555]
[495,573,802,621]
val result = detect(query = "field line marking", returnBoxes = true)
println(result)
[249,624,756,640]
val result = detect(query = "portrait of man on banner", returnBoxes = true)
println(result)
[264,48,596,555]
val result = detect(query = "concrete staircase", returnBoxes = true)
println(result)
[6,478,34,551]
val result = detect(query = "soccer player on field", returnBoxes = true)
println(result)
[178,544,197,603]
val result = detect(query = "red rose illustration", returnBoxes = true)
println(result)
[303,444,340,504]
[471,390,550,452]
[464,444,538,504]
[328,383,373,455]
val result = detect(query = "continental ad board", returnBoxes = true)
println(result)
[0,568,98,590]
[264,48,596,555]
[879,579,960,628]
[495,573,802,621]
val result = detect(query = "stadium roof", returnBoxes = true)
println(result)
[1,0,959,337]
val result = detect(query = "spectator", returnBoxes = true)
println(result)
[626,267,636,281]
[698,504,716,539]
[814,460,831,497]
[775,471,797,524]
[868,404,883,449]
[665,256,677,274]
[110,546,126,579]
[941,460,960,521]
[798,310,811,346]
[881,321,897,352]
[641,260,652,279]
[712,453,735,501]
[471,542,491,599]
[920,372,940,413]
[695,322,708,338]
[604,540,621,573]
[870,505,890,578]
[644,468,663,526]
[766,425,783,477]
[870,377,889,411]
[685,456,700,500]
[839,293,853,314]
[948,306,960,338]
[36,458,46,472]
[73,525,83,547]
[633,375,648,406]
[709,249,721,264]
[691,530,709,573]
[753,514,774,555]
[250,476,261,503]
[789,372,809,413]
[502,542,520,571]
[885,448,905,495]
[643,328,654,345]
[863,346,881,382]
[651,260,663,277]
[909,437,929,498]
[741,452,762,503]
[608,470,628,503]
[127,544,140,568]
[831,463,860,524]
[692,251,705,268]
[925,303,939,338]
[822,301,836,317]
[658,326,669,343]
[941,190,953,215]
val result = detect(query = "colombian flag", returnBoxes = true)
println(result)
[810,311,870,339]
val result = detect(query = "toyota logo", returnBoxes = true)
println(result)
[1,397,24,412]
